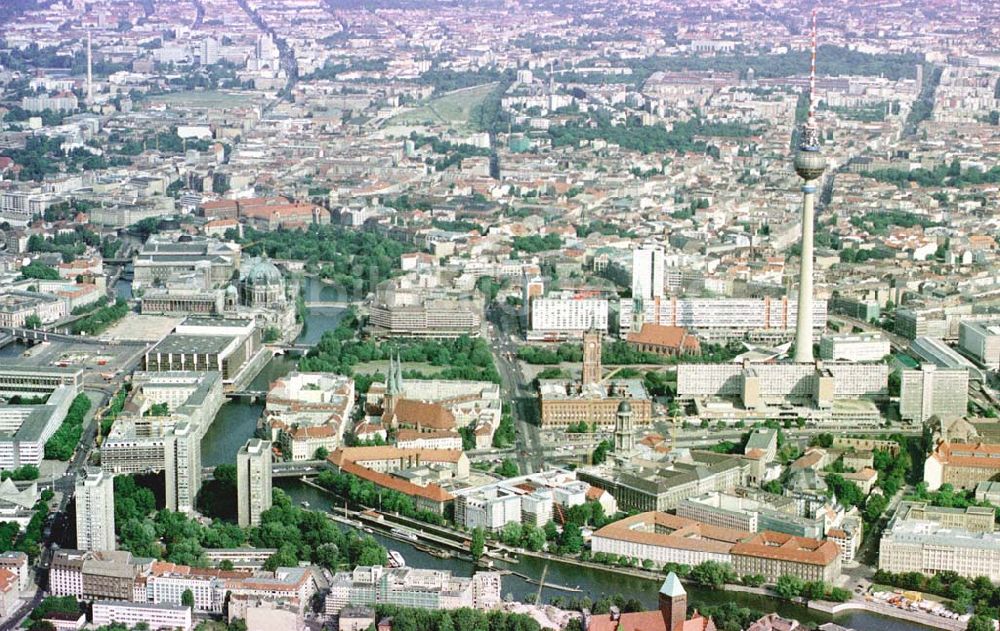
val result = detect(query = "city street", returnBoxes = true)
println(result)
[487,305,545,474]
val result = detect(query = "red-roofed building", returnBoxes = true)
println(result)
[626,324,701,357]
[586,573,715,631]
[731,531,841,583]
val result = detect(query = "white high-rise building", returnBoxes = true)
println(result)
[165,422,201,514]
[529,297,608,340]
[75,468,115,552]
[632,247,665,301]
[900,364,969,423]
[237,439,272,527]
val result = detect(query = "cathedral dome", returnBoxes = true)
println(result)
[243,258,282,286]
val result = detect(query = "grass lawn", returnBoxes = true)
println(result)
[148,90,252,108]
[387,83,497,131]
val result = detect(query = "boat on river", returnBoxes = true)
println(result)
[388,550,406,568]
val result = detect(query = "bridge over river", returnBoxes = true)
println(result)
[202,459,325,480]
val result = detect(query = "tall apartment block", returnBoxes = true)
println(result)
[75,468,116,552]
[237,438,272,527]
[165,422,201,513]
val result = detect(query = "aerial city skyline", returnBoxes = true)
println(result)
[0,0,999,630]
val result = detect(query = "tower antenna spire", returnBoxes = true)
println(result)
[791,6,826,364]
[802,8,820,148]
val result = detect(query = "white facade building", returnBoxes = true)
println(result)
[237,438,272,528]
[632,247,665,301]
[899,364,969,423]
[92,601,192,631]
[75,468,116,552]
[529,298,608,339]
[819,333,890,362]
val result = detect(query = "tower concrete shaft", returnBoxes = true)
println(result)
[87,29,93,105]
[791,8,825,364]
[794,183,817,363]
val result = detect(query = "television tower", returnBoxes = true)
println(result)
[792,8,826,364]
[86,28,94,106]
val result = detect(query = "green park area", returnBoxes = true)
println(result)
[147,90,250,108]
[388,83,497,131]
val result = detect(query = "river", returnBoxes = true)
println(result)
[198,278,930,630]
[200,276,346,465]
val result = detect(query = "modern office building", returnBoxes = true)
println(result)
[75,468,116,552]
[369,278,483,339]
[578,450,749,512]
[0,364,83,396]
[452,470,600,531]
[894,305,981,341]
[675,360,887,426]
[0,384,77,469]
[830,295,880,323]
[623,296,827,342]
[237,439,272,528]
[676,490,825,539]
[324,566,502,614]
[632,247,665,301]
[879,502,1000,580]
[910,336,985,383]
[92,601,192,631]
[959,321,1000,371]
[529,297,609,340]
[899,364,969,423]
[818,333,890,362]
[141,317,266,388]
[101,372,223,513]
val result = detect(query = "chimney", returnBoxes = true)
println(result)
[609,606,620,621]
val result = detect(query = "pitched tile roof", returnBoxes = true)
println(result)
[730,531,840,567]
[626,324,700,353]
[387,399,456,431]
[592,511,747,555]
[338,460,453,503]
[931,442,1000,470]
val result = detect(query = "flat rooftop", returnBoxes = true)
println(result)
[150,334,235,355]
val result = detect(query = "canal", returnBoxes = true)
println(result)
[199,278,930,630]
[201,276,347,466]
